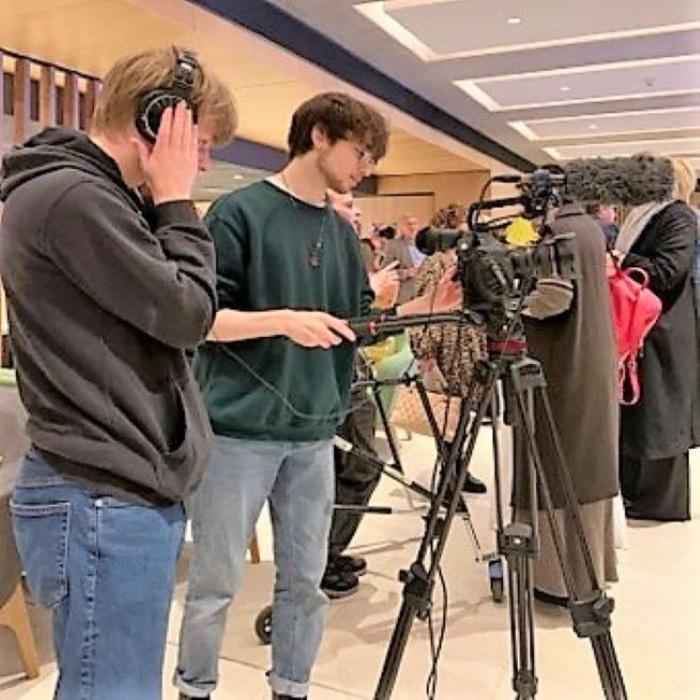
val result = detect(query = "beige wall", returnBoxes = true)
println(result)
[355,194,434,230]
[377,171,491,213]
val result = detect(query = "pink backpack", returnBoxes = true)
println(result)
[606,259,662,405]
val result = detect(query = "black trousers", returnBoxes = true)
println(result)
[620,451,690,521]
[328,386,381,563]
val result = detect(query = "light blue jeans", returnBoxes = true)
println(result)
[11,449,185,700]
[175,435,334,698]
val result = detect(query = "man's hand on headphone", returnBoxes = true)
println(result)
[131,101,199,205]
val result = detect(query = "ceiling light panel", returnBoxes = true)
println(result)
[544,136,700,160]
[510,106,700,141]
[456,55,700,111]
[355,0,700,61]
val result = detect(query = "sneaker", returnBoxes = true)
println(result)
[332,554,367,576]
[462,471,487,494]
[321,568,359,599]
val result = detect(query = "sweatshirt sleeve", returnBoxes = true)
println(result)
[43,180,216,349]
[203,203,250,310]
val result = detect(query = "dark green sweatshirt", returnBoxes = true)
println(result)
[195,180,374,441]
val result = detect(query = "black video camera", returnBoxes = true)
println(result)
[415,170,578,314]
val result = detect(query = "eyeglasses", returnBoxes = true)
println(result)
[353,144,376,168]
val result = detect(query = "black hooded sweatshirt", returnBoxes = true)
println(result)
[0,128,215,505]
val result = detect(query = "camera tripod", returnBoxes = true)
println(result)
[365,329,627,700]
[338,369,505,597]
[251,365,503,646]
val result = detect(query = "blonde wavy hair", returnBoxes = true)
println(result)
[91,47,237,145]
[670,157,697,204]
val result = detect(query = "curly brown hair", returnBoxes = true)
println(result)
[287,92,389,162]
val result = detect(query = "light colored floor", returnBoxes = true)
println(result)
[1,429,699,699]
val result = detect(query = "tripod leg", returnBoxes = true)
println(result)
[413,380,483,549]
[373,369,500,700]
[510,364,627,699]
[502,522,538,699]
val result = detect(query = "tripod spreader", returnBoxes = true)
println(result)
[570,592,615,639]
[499,522,537,559]
[398,563,433,621]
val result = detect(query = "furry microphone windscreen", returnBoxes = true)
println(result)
[563,154,675,206]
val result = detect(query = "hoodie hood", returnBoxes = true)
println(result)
[1,127,125,201]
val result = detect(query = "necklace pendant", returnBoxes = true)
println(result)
[310,241,323,268]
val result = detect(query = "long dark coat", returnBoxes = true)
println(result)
[514,204,619,509]
[620,201,699,460]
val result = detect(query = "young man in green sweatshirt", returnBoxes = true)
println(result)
[175,92,462,700]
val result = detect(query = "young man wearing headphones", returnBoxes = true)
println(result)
[0,48,236,699]
[175,92,461,700]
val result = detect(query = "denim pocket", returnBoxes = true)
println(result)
[10,501,70,608]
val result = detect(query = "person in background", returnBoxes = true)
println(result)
[586,202,619,245]
[516,196,620,606]
[384,214,423,304]
[617,157,700,521]
[0,47,237,699]
[410,204,488,494]
[321,189,398,598]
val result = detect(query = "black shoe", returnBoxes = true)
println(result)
[533,588,568,608]
[462,472,487,494]
[321,568,359,599]
[179,694,210,700]
[273,694,307,700]
[331,554,367,576]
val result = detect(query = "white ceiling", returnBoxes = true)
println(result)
[267,0,700,168]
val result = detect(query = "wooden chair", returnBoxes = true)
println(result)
[248,534,261,564]
[0,580,39,679]
[0,370,40,679]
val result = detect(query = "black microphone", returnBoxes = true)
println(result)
[415,226,463,256]
[496,156,673,206]
[490,174,523,184]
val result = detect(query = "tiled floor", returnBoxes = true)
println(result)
[1,429,699,699]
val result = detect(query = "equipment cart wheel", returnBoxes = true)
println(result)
[254,604,273,645]
[488,558,504,602]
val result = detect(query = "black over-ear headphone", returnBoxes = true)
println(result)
[135,48,200,143]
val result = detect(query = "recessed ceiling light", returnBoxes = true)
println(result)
[233,174,244,180]
[560,85,571,92]
[506,16,522,24]
[589,124,598,129]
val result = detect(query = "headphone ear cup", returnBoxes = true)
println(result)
[136,91,179,143]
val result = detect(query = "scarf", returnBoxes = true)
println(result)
[616,201,673,257]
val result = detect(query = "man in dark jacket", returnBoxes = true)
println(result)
[0,48,236,699]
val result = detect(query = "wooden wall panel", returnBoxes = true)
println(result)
[355,194,434,232]
[13,58,30,143]
[83,78,100,131]
[63,72,79,129]
[378,171,491,212]
[39,65,56,127]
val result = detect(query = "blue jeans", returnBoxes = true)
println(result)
[175,435,334,698]
[10,449,185,700]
